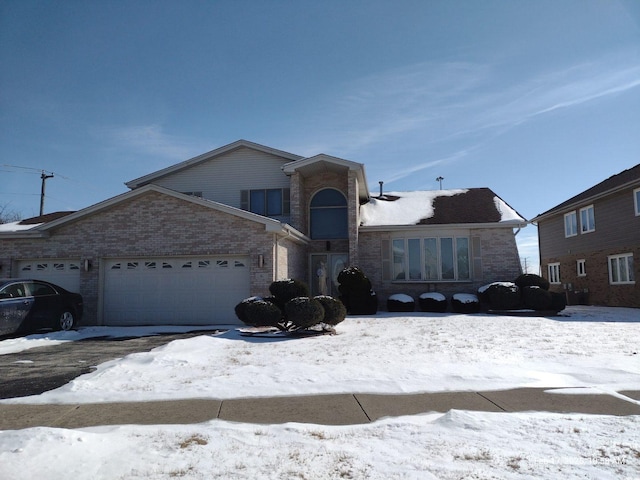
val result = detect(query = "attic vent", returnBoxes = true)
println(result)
[379,181,384,197]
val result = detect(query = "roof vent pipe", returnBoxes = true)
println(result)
[379,181,384,197]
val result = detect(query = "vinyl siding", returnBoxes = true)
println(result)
[538,188,640,259]
[151,146,291,209]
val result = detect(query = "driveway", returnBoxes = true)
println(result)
[0,330,223,399]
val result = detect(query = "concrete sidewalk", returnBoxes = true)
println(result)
[1,388,639,430]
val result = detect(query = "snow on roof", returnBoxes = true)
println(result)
[360,188,525,227]
[360,189,468,226]
[0,221,43,232]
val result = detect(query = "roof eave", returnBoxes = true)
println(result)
[359,220,528,232]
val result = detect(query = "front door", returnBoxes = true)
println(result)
[310,253,348,297]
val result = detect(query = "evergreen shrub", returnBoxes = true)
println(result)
[314,295,347,326]
[285,297,325,329]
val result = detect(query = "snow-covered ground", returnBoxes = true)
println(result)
[1,306,639,479]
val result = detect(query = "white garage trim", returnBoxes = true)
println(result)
[17,259,82,293]
[102,256,249,326]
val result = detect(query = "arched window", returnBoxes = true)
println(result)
[310,189,348,239]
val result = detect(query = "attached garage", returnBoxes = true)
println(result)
[103,256,249,326]
[17,259,82,293]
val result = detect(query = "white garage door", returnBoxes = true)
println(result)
[103,257,249,326]
[17,260,82,293]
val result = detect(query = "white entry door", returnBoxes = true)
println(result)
[103,257,249,326]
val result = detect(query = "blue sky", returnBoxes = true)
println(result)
[2,0,640,272]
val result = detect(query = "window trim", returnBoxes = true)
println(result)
[608,253,635,285]
[548,263,561,284]
[564,211,577,238]
[634,187,640,216]
[577,259,586,277]
[309,188,348,240]
[579,205,595,234]
[391,235,471,282]
[241,188,290,217]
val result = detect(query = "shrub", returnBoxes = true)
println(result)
[522,286,552,310]
[451,293,481,313]
[243,299,284,327]
[269,279,310,310]
[387,294,415,312]
[550,292,567,312]
[418,292,448,313]
[477,282,521,310]
[337,266,378,315]
[234,296,262,323]
[314,295,347,326]
[514,274,550,291]
[285,297,325,329]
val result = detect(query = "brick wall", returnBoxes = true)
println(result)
[0,191,284,323]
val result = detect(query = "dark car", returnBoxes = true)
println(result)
[0,279,83,336]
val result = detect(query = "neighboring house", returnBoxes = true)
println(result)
[532,164,640,308]
[0,140,527,325]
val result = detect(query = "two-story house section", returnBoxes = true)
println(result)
[0,140,527,326]
[532,164,640,308]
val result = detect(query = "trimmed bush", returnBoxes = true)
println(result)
[269,279,310,310]
[522,286,553,310]
[550,291,567,312]
[314,295,347,326]
[451,293,481,313]
[477,282,521,310]
[243,299,284,327]
[337,266,378,315]
[514,274,550,291]
[234,296,263,323]
[418,292,448,313]
[285,297,325,329]
[387,294,415,312]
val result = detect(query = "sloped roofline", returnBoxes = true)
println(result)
[282,153,370,200]
[532,163,640,222]
[125,139,304,189]
[2,184,309,243]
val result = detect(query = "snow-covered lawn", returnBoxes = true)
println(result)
[1,306,639,479]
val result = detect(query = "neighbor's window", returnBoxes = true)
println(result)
[580,205,595,233]
[241,188,290,217]
[548,263,561,284]
[634,187,640,216]
[608,253,635,285]
[577,259,586,277]
[564,211,577,237]
[392,237,470,281]
[309,188,348,239]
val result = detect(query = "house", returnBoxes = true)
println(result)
[532,164,640,308]
[0,140,527,325]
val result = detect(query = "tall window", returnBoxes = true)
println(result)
[580,205,595,233]
[548,263,561,284]
[564,211,577,237]
[241,189,290,217]
[309,189,348,239]
[392,237,470,281]
[608,253,635,285]
[577,259,586,277]
[634,188,640,216]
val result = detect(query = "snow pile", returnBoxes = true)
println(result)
[359,189,467,226]
[0,306,639,479]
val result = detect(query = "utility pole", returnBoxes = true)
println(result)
[436,176,444,190]
[40,171,54,216]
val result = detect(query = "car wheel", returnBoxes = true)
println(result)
[58,310,76,331]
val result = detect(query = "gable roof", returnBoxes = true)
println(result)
[282,153,370,200]
[359,188,526,229]
[0,184,309,243]
[125,139,304,189]
[532,163,640,222]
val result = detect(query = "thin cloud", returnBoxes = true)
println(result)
[100,124,206,161]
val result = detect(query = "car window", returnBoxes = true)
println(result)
[0,283,27,298]
[26,282,57,297]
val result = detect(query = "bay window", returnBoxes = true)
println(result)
[392,236,470,281]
